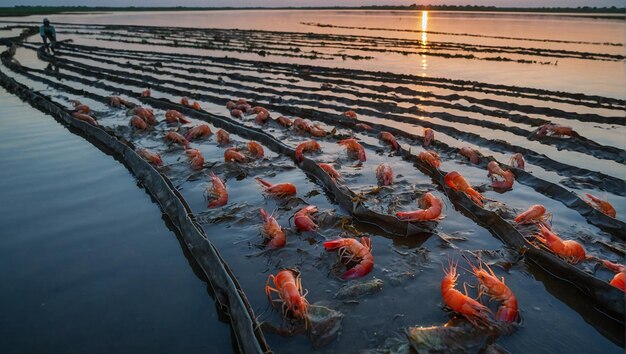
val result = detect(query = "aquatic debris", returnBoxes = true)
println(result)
[259,208,286,248]
[307,304,344,349]
[584,193,616,218]
[294,205,318,232]
[406,321,490,353]
[324,237,374,280]
[396,192,443,221]
[137,148,162,167]
[445,171,484,206]
[206,172,228,208]
[265,269,309,320]
[441,259,493,328]
[534,224,586,264]
[334,278,383,299]
[509,153,525,170]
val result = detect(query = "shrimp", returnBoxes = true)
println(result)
[444,171,484,207]
[141,88,151,97]
[602,260,625,292]
[185,124,212,141]
[441,259,493,328]
[309,125,328,137]
[509,153,525,170]
[226,101,236,110]
[584,194,616,218]
[319,163,341,180]
[109,96,122,107]
[265,269,309,322]
[185,148,205,170]
[207,172,228,208]
[379,131,400,151]
[224,147,247,163]
[487,161,515,190]
[396,192,443,221]
[72,112,98,126]
[423,128,434,147]
[293,117,312,132]
[464,256,518,323]
[165,131,190,148]
[514,204,552,228]
[419,150,440,169]
[459,147,480,164]
[344,110,357,119]
[192,101,201,110]
[165,109,191,124]
[294,205,318,232]
[73,104,90,114]
[129,115,148,130]
[236,103,251,113]
[180,97,190,106]
[246,141,265,159]
[133,107,156,125]
[295,140,321,162]
[355,123,373,131]
[535,123,577,137]
[323,237,374,280]
[255,177,297,197]
[535,224,586,264]
[276,116,293,127]
[259,208,286,248]
[376,163,394,186]
[255,109,269,125]
[216,129,230,145]
[137,148,163,167]
[230,109,243,118]
[338,138,366,162]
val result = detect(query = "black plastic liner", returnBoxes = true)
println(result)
[3,39,623,331]
[0,53,270,354]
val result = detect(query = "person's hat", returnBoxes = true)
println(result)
[43,18,50,24]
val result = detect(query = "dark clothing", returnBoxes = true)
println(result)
[40,24,57,53]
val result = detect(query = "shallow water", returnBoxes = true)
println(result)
[0,9,624,354]
[0,89,233,353]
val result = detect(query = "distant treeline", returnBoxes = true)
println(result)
[0,5,625,17]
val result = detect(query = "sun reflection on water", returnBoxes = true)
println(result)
[420,11,428,76]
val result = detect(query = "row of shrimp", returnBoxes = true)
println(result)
[514,204,624,291]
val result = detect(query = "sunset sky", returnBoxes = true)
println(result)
[6,0,625,7]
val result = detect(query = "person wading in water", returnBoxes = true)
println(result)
[40,18,57,54]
